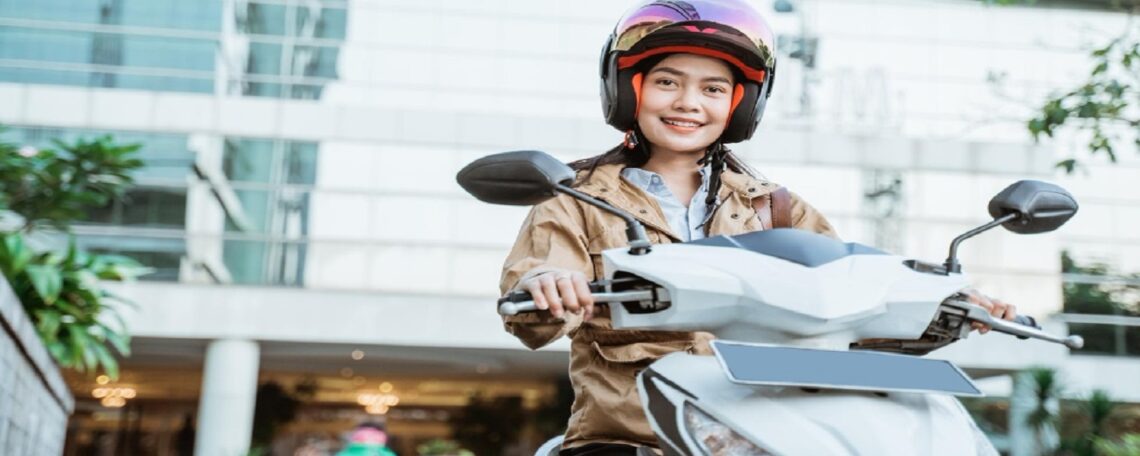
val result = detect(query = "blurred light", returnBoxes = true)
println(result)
[341,367,354,377]
[358,390,400,415]
[379,382,394,393]
[92,386,136,408]
[96,375,110,385]
[351,349,364,360]
[773,0,795,13]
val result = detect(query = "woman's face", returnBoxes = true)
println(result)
[636,53,735,158]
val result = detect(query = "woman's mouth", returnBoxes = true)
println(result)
[661,118,703,131]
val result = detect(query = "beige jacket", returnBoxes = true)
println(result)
[499,162,837,450]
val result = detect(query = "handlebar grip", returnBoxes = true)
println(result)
[1012,315,1039,339]
[497,290,537,316]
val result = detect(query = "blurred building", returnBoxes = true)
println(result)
[0,0,1137,454]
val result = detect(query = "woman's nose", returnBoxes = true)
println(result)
[671,86,701,112]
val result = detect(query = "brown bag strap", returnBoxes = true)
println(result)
[771,187,793,229]
[752,187,793,230]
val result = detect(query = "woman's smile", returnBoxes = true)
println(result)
[660,117,704,132]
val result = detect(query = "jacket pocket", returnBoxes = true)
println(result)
[591,340,693,365]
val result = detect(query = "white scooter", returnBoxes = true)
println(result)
[457,150,1083,456]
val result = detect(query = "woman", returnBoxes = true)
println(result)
[498,1,1017,454]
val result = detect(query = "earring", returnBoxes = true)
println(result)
[623,130,639,149]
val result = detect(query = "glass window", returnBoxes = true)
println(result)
[243,3,287,36]
[1061,251,1140,356]
[223,239,307,286]
[3,127,193,181]
[0,0,102,24]
[78,235,186,283]
[83,187,187,228]
[120,35,215,72]
[0,0,221,31]
[121,188,188,227]
[224,138,276,183]
[0,67,92,87]
[120,0,222,32]
[246,42,283,75]
[0,27,92,64]
[285,142,318,184]
[297,6,347,40]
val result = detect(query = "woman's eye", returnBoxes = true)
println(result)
[706,86,728,94]
[656,79,676,87]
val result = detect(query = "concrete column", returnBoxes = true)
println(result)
[195,339,260,456]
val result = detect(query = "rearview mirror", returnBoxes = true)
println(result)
[456,150,576,206]
[987,180,1079,234]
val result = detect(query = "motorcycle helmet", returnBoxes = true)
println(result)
[599,0,778,144]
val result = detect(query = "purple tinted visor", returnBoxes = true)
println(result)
[612,0,776,68]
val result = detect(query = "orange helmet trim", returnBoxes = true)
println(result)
[728,82,745,124]
[631,72,645,118]
[617,45,767,84]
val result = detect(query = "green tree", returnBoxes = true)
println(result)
[994,0,1140,173]
[1062,251,1140,356]
[0,127,149,379]
[1061,389,1120,456]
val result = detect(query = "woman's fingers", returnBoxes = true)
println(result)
[1000,301,1017,321]
[539,274,563,318]
[963,288,994,334]
[524,280,550,313]
[961,288,1019,334]
[556,275,580,315]
[518,271,594,320]
[572,272,595,320]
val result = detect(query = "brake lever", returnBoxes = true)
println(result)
[942,298,1084,349]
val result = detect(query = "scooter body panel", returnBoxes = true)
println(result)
[603,243,969,347]
[638,353,998,456]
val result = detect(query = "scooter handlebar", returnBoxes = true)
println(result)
[497,288,657,316]
[952,300,1084,349]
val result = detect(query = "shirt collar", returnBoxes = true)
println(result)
[580,163,774,199]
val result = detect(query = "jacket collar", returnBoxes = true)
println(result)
[573,163,777,240]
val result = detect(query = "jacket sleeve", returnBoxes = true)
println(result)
[498,193,591,350]
[789,192,840,240]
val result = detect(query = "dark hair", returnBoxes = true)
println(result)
[567,135,757,178]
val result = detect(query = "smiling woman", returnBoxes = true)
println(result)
[495,1,842,453]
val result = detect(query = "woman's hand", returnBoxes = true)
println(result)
[960,288,1017,334]
[519,269,596,320]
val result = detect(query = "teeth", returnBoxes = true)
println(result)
[664,119,700,128]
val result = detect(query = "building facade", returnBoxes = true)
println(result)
[1,0,1138,454]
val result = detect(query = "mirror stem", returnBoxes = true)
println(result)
[943,212,1019,274]
[555,183,652,255]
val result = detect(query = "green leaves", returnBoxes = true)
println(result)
[0,125,149,380]
[1025,31,1140,173]
[26,264,62,304]
[0,131,143,232]
[0,231,147,379]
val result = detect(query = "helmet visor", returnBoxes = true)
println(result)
[612,0,776,70]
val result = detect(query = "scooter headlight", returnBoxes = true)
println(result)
[682,402,772,456]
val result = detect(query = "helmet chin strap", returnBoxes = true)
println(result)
[700,142,727,212]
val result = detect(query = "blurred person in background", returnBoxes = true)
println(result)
[497,1,1020,454]
[335,422,397,456]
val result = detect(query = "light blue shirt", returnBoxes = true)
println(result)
[621,166,712,242]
